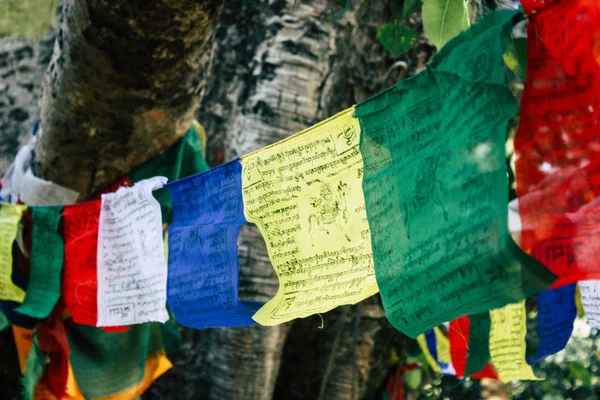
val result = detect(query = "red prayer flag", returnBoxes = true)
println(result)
[62,202,127,333]
[515,0,600,287]
[448,316,498,380]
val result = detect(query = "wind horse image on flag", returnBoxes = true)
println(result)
[356,10,556,338]
[241,108,379,325]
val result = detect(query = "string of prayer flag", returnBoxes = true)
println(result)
[241,108,379,325]
[16,207,63,319]
[166,160,260,329]
[527,284,577,364]
[97,178,169,327]
[356,9,555,339]
[0,203,27,302]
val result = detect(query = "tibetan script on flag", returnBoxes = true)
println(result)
[242,108,378,325]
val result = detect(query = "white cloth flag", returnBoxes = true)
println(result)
[579,281,600,329]
[97,177,169,326]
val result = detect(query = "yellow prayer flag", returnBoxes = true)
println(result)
[0,203,26,302]
[434,327,451,365]
[416,334,441,374]
[489,301,540,382]
[241,107,378,325]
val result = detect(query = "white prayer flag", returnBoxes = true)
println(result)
[97,177,169,326]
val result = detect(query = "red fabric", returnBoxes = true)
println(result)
[448,316,498,380]
[449,317,469,378]
[515,0,600,287]
[61,202,127,333]
[38,317,71,398]
[385,363,418,400]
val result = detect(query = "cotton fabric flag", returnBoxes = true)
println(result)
[12,324,84,400]
[578,281,600,329]
[241,108,378,325]
[448,316,497,379]
[16,206,64,319]
[416,333,441,374]
[0,203,27,302]
[515,0,600,287]
[97,177,169,327]
[166,160,260,328]
[67,323,173,400]
[356,10,555,338]
[527,284,577,364]
[62,202,126,332]
[489,301,539,382]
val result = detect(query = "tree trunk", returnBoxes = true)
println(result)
[2,0,437,399]
[145,0,434,399]
[32,0,223,198]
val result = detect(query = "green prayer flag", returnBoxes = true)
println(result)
[21,331,47,400]
[464,312,491,377]
[68,322,172,398]
[16,207,63,319]
[129,123,210,223]
[356,10,555,338]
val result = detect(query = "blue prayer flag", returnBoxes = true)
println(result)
[527,284,577,364]
[166,160,261,328]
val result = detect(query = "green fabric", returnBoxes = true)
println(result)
[68,322,171,399]
[64,125,200,398]
[129,124,210,223]
[464,312,491,377]
[21,331,47,400]
[356,9,555,338]
[16,207,63,319]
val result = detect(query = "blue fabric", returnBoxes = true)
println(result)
[425,330,438,362]
[527,284,577,364]
[165,159,261,329]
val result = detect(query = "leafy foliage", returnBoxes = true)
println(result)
[377,23,418,57]
[421,0,470,49]
[503,37,527,80]
[0,0,58,39]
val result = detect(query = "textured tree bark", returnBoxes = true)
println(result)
[32,0,223,198]
[1,0,439,398]
[144,0,433,399]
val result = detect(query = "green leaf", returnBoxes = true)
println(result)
[404,368,423,390]
[377,23,418,56]
[422,0,470,49]
[567,361,592,387]
[0,0,58,39]
[0,310,8,332]
[403,0,424,18]
[503,37,527,80]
